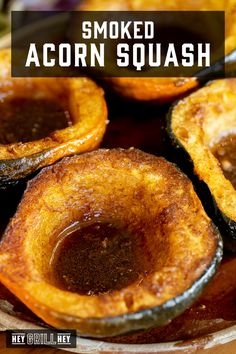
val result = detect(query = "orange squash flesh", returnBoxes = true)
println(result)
[168,78,236,250]
[0,49,108,187]
[77,0,236,102]
[0,149,222,337]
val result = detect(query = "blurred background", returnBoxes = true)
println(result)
[0,0,81,36]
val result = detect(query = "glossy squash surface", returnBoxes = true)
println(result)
[169,78,236,250]
[0,149,222,337]
[0,49,107,188]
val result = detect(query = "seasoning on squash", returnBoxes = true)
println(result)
[0,149,222,337]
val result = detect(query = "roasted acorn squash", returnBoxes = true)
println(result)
[0,49,107,188]
[77,0,236,102]
[0,149,222,337]
[168,78,236,251]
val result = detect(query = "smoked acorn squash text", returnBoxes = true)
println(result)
[77,0,236,102]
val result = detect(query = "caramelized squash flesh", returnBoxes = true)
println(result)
[0,49,107,187]
[0,149,222,337]
[169,78,236,250]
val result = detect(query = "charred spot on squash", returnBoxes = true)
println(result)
[0,149,222,337]
[168,78,236,251]
[0,49,107,188]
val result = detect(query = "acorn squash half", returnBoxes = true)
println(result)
[0,149,222,337]
[77,0,236,103]
[0,49,107,188]
[168,78,236,251]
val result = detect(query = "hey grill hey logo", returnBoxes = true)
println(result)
[6,330,77,348]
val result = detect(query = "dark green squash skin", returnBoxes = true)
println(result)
[166,103,236,252]
[68,237,221,337]
[0,153,48,234]
[0,148,65,190]
[196,49,236,83]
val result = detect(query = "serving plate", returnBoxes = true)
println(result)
[0,19,236,353]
